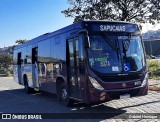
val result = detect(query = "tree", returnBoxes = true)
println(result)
[0,54,13,69]
[62,0,160,24]
[15,39,29,45]
[0,54,13,75]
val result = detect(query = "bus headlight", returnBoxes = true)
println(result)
[89,77,104,90]
[141,73,148,86]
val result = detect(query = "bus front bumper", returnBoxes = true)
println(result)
[88,83,148,104]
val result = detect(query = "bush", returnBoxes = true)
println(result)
[147,60,160,80]
[0,68,6,74]
[0,67,13,77]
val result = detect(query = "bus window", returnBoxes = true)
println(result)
[69,40,74,68]
[78,36,85,74]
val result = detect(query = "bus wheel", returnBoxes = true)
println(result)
[24,76,33,94]
[57,82,73,107]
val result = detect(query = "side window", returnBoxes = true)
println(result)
[68,37,85,74]
[75,39,79,67]
[25,46,32,64]
[68,39,74,67]
[79,36,84,60]
[78,36,85,74]
[38,39,51,62]
[68,38,79,68]
[13,51,17,65]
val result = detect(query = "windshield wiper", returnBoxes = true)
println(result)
[100,32,118,51]
[100,32,120,60]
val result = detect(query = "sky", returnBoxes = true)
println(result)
[0,0,73,48]
[0,0,160,48]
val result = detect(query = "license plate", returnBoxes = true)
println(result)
[120,94,130,99]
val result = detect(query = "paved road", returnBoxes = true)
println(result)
[0,77,160,122]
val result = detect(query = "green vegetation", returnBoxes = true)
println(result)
[0,54,13,77]
[147,60,160,80]
[15,39,29,45]
[63,0,160,24]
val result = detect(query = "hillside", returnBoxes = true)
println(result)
[143,29,160,40]
[0,46,14,55]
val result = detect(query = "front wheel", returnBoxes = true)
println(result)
[57,82,73,107]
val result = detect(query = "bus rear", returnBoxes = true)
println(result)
[82,21,148,104]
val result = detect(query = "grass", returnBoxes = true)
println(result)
[0,74,13,77]
[147,60,160,80]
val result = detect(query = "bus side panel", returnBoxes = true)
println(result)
[14,49,23,85]
[17,46,33,88]
[13,65,18,83]
[38,39,56,93]
[23,45,34,88]
[13,50,18,83]
[23,64,33,87]
[50,34,67,93]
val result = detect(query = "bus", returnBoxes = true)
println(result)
[13,20,148,106]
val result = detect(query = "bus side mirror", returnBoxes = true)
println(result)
[79,29,90,48]
[84,36,90,48]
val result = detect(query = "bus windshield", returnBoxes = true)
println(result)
[87,34,145,74]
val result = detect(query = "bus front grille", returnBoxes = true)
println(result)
[99,74,142,82]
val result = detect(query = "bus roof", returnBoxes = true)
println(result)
[14,20,139,50]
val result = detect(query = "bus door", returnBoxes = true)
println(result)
[17,52,22,84]
[32,47,39,87]
[67,38,82,99]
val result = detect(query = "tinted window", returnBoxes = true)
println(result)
[88,35,121,73]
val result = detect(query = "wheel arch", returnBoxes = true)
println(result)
[56,76,65,85]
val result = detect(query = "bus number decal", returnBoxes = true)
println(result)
[100,61,110,67]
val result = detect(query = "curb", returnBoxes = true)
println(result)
[149,85,160,91]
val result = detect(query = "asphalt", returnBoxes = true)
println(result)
[0,77,160,122]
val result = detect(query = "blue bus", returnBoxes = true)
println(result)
[13,20,148,106]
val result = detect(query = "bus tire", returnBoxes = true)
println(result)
[24,76,33,94]
[57,81,73,107]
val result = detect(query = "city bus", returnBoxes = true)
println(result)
[13,20,148,106]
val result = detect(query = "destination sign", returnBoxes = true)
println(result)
[100,25,126,32]
[89,23,139,33]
